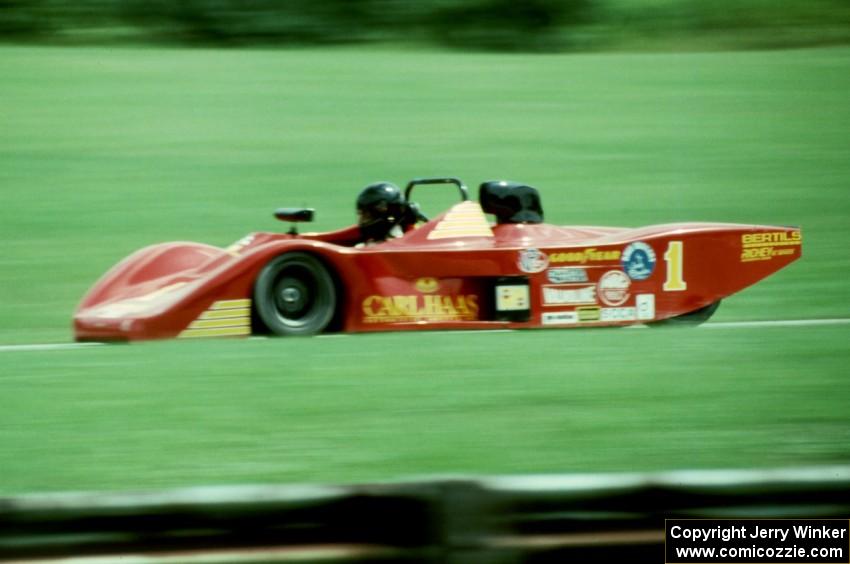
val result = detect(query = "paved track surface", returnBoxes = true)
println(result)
[1,318,848,352]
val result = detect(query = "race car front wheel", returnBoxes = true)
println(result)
[254,252,337,336]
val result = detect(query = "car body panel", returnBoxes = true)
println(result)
[74,199,802,341]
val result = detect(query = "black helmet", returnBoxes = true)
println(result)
[356,182,406,242]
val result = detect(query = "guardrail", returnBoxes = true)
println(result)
[2,466,849,563]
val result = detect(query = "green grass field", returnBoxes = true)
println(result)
[1,46,849,494]
[1,327,848,494]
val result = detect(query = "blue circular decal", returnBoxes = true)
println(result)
[621,242,656,280]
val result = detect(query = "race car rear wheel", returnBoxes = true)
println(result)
[649,300,721,327]
[254,252,337,336]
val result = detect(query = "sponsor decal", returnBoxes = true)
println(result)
[740,230,802,263]
[600,307,637,322]
[621,241,656,280]
[518,248,549,273]
[549,248,621,264]
[362,294,479,323]
[546,267,588,284]
[636,294,655,321]
[542,311,578,325]
[415,277,440,293]
[496,285,530,311]
[597,270,631,306]
[577,306,600,322]
[741,247,797,262]
[742,231,802,246]
[179,298,252,338]
[542,285,596,306]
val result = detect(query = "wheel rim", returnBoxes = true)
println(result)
[274,276,311,319]
[254,253,336,335]
[272,266,326,329]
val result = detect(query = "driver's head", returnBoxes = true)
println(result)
[356,182,406,242]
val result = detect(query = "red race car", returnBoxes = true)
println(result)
[74,178,802,341]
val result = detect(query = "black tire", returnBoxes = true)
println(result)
[253,252,337,336]
[649,300,721,327]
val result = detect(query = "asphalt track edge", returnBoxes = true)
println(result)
[1,317,848,353]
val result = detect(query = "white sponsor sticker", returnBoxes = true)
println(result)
[547,267,588,284]
[496,285,530,311]
[542,311,579,325]
[518,248,549,274]
[597,270,631,306]
[542,285,596,305]
[600,307,637,321]
[636,294,655,320]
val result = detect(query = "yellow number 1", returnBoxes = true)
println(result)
[663,241,687,291]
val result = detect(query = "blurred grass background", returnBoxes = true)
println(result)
[1,45,849,344]
[1,327,848,493]
[3,0,850,51]
[1,1,850,494]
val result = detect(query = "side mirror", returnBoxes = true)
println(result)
[274,208,314,223]
[274,208,314,235]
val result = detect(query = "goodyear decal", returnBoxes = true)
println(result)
[363,294,478,323]
[740,230,802,263]
[179,299,251,338]
[427,202,493,240]
[550,248,621,265]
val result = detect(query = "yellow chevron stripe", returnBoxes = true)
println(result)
[211,299,251,310]
[434,219,490,226]
[445,212,485,219]
[430,223,493,231]
[188,317,250,330]
[429,228,494,239]
[179,326,252,338]
[178,298,253,338]
[200,308,251,320]
[428,202,493,240]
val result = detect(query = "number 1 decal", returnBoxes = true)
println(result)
[663,241,687,291]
